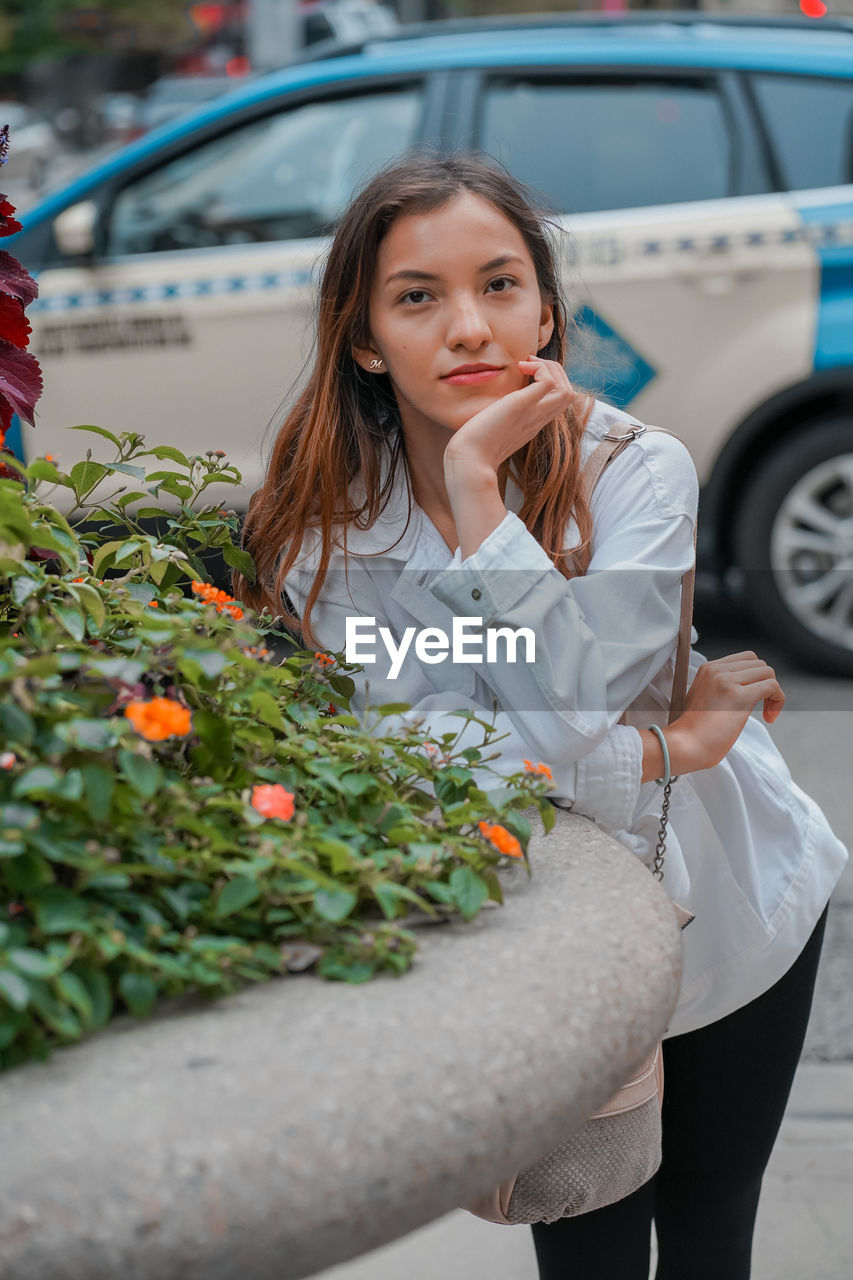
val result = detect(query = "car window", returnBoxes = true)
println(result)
[106,84,423,256]
[750,73,853,191]
[476,77,733,214]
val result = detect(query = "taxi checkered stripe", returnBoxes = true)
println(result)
[32,266,315,313]
[30,219,853,313]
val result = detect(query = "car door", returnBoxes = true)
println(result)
[28,76,432,511]
[464,65,819,485]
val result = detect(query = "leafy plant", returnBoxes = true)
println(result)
[0,431,555,1071]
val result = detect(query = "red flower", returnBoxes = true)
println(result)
[251,784,295,821]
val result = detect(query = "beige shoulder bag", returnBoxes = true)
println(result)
[463,423,695,1226]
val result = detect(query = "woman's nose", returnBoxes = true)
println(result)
[445,294,492,350]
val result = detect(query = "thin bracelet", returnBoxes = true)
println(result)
[647,723,671,788]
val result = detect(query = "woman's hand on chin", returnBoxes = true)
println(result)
[444,356,578,477]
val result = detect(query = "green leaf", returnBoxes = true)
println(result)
[480,867,505,905]
[0,969,30,1010]
[8,947,62,978]
[11,574,40,605]
[0,703,35,746]
[69,423,122,448]
[67,582,105,630]
[0,802,40,832]
[26,459,67,485]
[12,765,64,797]
[181,649,228,680]
[28,980,83,1039]
[113,537,143,566]
[221,541,256,582]
[372,703,414,717]
[73,965,112,1028]
[92,539,128,577]
[52,601,86,642]
[372,882,431,920]
[317,957,374,984]
[118,750,163,799]
[248,690,284,730]
[81,763,115,823]
[312,837,356,875]
[138,444,192,467]
[215,877,261,919]
[69,459,108,498]
[55,971,94,1024]
[33,888,90,935]
[57,719,116,751]
[114,490,153,510]
[314,886,357,923]
[0,1010,26,1049]
[118,971,158,1018]
[448,866,488,920]
[5,851,52,894]
[107,462,147,481]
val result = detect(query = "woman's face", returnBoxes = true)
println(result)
[354,191,554,441]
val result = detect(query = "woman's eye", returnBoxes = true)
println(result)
[401,289,431,305]
[486,275,517,294]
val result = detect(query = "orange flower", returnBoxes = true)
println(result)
[314,652,334,669]
[45,453,57,462]
[251,783,295,821]
[478,820,523,858]
[124,696,192,742]
[524,759,553,781]
[148,600,159,608]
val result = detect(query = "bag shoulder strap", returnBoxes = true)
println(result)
[579,423,696,725]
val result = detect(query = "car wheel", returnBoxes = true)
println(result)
[732,416,853,677]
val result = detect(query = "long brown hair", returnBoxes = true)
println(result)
[232,153,596,646]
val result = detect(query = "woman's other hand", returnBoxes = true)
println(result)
[640,653,786,781]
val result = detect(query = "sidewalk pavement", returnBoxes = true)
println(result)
[314,1061,853,1280]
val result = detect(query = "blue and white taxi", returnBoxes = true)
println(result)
[7,12,853,673]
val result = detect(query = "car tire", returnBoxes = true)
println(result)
[732,416,853,676]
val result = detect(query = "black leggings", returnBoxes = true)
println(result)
[531,903,829,1280]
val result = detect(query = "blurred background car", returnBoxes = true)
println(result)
[135,75,245,135]
[0,101,59,191]
[92,92,146,148]
[5,10,853,675]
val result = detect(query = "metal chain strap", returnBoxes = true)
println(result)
[652,775,678,882]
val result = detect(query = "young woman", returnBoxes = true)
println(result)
[233,154,847,1279]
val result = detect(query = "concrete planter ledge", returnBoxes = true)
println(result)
[0,808,682,1280]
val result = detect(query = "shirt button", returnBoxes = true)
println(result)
[471,588,481,600]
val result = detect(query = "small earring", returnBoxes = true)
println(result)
[369,358,384,370]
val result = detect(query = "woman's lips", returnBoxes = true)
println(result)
[441,368,503,386]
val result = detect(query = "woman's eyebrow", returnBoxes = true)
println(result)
[384,253,526,286]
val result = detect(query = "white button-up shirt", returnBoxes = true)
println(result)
[283,399,848,1035]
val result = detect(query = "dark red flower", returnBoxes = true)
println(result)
[0,197,22,239]
[0,339,43,426]
[0,250,38,308]
[0,293,30,348]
